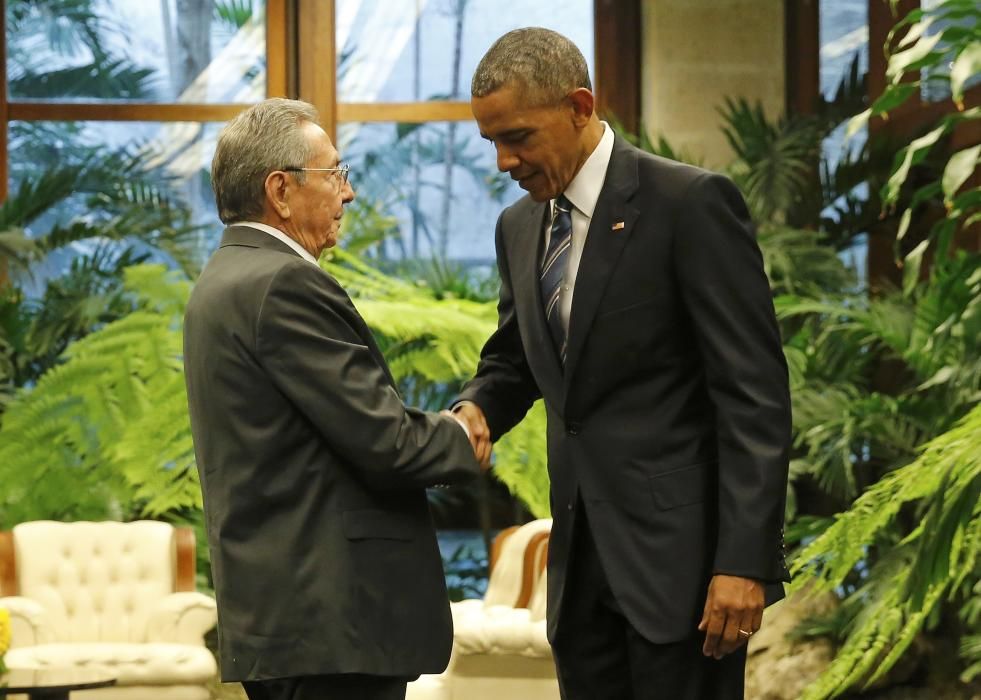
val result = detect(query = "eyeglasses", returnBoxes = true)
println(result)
[283,164,351,185]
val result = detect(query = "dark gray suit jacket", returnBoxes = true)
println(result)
[184,225,478,681]
[459,136,792,645]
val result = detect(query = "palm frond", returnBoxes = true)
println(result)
[10,59,155,99]
[0,265,191,526]
[719,97,822,222]
[793,404,981,697]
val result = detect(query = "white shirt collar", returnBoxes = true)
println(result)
[236,221,319,266]
[557,121,615,219]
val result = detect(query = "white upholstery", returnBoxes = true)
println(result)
[482,519,552,607]
[409,519,560,700]
[1,521,217,700]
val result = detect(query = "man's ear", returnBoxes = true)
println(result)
[265,171,291,219]
[567,88,595,126]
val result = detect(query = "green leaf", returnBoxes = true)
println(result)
[897,208,914,243]
[884,124,948,205]
[896,16,936,50]
[916,365,955,390]
[903,238,930,297]
[887,32,943,83]
[942,145,981,203]
[871,83,920,117]
[846,108,872,140]
[951,43,981,105]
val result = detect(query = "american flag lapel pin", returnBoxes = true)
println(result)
[612,221,625,231]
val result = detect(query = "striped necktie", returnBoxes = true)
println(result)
[540,194,573,362]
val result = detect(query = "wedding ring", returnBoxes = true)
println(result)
[737,629,752,638]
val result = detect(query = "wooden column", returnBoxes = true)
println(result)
[784,0,820,117]
[594,0,641,134]
[296,0,337,141]
[266,0,289,98]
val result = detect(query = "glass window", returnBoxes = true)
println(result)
[819,0,868,103]
[336,0,594,102]
[9,120,223,275]
[7,0,266,102]
[337,120,517,264]
[919,0,980,103]
[820,0,869,279]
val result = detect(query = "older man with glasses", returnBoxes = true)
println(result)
[183,98,482,700]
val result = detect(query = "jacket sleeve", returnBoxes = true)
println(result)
[674,173,792,583]
[457,212,542,441]
[255,260,479,490]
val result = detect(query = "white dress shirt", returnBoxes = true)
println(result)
[544,122,615,335]
[236,221,320,266]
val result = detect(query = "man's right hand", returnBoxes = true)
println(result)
[452,402,493,469]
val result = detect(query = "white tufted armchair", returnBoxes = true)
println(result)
[408,519,560,700]
[0,520,218,700]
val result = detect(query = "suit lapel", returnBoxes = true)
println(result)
[563,139,640,394]
[510,201,566,402]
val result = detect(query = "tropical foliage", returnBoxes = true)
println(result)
[6,0,155,100]
[0,0,977,694]
[0,0,200,408]
[0,265,197,525]
[0,252,550,529]
[625,1,979,694]
[781,0,981,695]
[0,155,199,407]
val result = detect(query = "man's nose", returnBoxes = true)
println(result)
[342,180,355,203]
[496,144,520,173]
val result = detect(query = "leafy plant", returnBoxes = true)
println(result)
[791,403,981,698]
[0,254,551,529]
[848,0,980,292]
[6,0,155,100]
[784,1,981,695]
[0,154,199,402]
[0,265,198,526]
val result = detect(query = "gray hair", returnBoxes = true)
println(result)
[211,98,320,224]
[471,28,591,105]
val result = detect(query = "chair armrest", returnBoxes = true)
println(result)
[452,604,550,658]
[0,596,54,647]
[145,592,217,646]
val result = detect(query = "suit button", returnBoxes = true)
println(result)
[567,422,581,435]
[567,503,574,511]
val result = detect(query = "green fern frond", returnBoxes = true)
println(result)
[793,404,981,697]
[0,265,189,526]
[492,402,550,518]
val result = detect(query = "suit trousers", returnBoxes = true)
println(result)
[550,502,747,700]
[242,674,409,700]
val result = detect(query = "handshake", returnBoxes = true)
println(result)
[441,402,493,470]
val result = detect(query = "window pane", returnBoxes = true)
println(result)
[819,0,868,102]
[7,0,266,102]
[919,0,980,103]
[820,0,869,282]
[337,120,520,263]
[10,120,223,279]
[336,0,594,102]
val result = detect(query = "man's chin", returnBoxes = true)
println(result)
[528,191,552,203]
[520,180,557,203]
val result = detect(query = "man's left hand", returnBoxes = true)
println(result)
[697,574,764,659]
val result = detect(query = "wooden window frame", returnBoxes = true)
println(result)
[0,0,637,197]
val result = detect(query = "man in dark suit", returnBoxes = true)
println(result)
[452,29,792,699]
[184,98,481,700]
